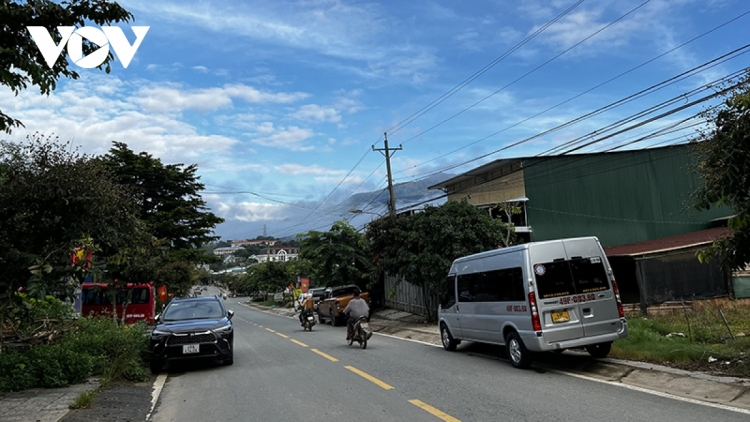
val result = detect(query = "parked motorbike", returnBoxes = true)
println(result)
[302,312,316,331]
[348,316,372,349]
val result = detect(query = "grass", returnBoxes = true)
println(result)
[69,389,98,409]
[612,301,750,377]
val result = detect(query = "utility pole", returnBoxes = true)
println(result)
[373,132,402,218]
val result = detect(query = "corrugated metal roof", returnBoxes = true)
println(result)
[604,227,732,257]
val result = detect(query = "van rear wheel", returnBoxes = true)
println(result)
[506,332,532,369]
[585,342,612,358]
[440,324,458,351]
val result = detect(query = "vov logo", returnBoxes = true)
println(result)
[27,26,150,69]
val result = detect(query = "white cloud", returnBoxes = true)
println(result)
[275,163,342,176]
[250,125,315,151]
[134,83,309,113]
[290,104,341,122]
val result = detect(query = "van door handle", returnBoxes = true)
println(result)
[456,305,460,312]
[597,294,605,298]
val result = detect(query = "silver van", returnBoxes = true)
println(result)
[438,236,628,369]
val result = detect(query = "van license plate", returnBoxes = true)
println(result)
[183,344,199,354]
[551,311,570,323]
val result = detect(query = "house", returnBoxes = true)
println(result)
[230,239,277,248]
[213,246,243,256]
[428,143,742,306]
[252,246,299,263]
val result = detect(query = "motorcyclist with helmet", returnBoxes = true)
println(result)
[343,289,369,340]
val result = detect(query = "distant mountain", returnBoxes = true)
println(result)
[342,172,453,215]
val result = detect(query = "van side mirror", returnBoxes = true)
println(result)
[227,310,234,320]
[154,314,161,323]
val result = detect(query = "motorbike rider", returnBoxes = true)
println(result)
[299,294,315,326]
[343,289,369,340]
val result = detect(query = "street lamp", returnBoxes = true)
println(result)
[349,208,383,217]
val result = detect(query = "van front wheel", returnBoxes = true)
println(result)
[585,342,612,358]
[440,324,458,351]
[506,332,532,369]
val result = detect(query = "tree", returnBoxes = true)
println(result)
[0,0,134,133]
[298,221,373,290]
[0,135,144,302]
[366,200,511,321]
[694,76,750,271]
[100,142,224,264]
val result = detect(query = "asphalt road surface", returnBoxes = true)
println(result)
[150,295,749,422]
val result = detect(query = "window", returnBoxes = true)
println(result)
[457,272,480,302]
[441,275,456,308]
[482,267,525,302]
[569,257,610,293]
[533,257,610,299]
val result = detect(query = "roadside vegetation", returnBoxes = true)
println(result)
[614,302,750,377]
[0,295,149,392]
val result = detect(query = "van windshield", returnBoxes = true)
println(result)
[533,257,610,299]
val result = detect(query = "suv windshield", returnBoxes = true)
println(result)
[164,300,224,321]
[533,257,610,299]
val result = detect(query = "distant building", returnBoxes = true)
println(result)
[230,239,277,248]
[253,246,299,263]
[213,246,243,256]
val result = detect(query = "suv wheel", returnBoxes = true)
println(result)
[150,359,163,374]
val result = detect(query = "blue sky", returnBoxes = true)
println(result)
[3,0,749,240]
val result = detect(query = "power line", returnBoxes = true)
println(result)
[396,0,652,147]
[393,8,750,176]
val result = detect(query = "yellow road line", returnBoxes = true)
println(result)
[265,328,275,333]
[344,366,394,390]
[290,339,308,347]
[311,349,338,362]
[408,399,461,422]
[276,332,289,339]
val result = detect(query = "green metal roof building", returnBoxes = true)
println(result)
[429,143,731,247]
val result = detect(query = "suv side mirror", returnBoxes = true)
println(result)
[154,313,161,323]
[227,310,234,320]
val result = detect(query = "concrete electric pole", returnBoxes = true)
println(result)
[373,133,402,218]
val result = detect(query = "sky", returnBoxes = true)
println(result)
[3,0,749,241]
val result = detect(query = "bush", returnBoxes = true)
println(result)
[0,344,94,391]
[0,316,150,392]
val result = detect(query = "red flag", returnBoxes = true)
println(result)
[157,285,168,302]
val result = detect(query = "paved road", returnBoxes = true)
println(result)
[150,298,749,422]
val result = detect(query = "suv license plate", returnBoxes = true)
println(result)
[551,311,570,323]
[183,344,199,354]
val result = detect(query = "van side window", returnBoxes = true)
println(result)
[457,273,478,302]
[458,267,525,302]
[441,275,456,308]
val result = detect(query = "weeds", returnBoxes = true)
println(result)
[613,302,750,377]
[69,389,98,409]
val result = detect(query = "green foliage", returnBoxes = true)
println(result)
[0,0,133,133]
[4,293,75,340]
[0,135,144,304]
[100,142,224,264]
[0,344,94,391]
[298,220,373,289]
[70,389,97,409]
[62,317,150,382]
[693,73,750,271]
[366,200,511,318]
[0,316,149,392]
